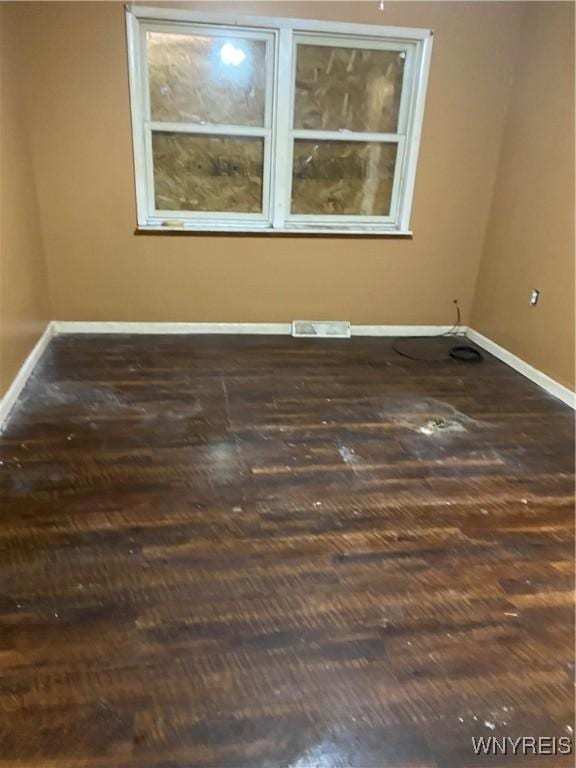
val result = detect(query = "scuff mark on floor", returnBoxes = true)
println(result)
[417,417,467,436]
[338,445,360,466]
[387,396,486,436]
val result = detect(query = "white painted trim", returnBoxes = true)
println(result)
[399,32,433,232]
[0,322,55,430]
[136,224,413,236]
[127,5,433,41]
[149,122,268,137]
[126,10,148,228]
[291,129,401,143]
[53,321,457,337]
[272,27,292,228]
[352,325,460,337]
[466,328,575,409]
[52,321,293,336]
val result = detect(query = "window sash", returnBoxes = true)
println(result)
[126,6,433,234]
[290,34,414,135]
[286,137,405,225]
[140,22,276,223]
[285,33,414,223]
[146,130,273,222]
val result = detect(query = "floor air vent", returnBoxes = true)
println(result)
[292,320,351,339]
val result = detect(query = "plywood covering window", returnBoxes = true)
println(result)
[126,7,433,235]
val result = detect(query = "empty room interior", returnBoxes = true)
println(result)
[0,0,575,766]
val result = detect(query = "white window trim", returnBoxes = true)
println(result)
[126,5,433,236]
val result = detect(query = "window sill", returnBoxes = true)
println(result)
[135,224,414,238]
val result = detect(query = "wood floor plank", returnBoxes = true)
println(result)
[0,334,573,767]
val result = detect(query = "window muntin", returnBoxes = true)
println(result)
[127,8,432,234]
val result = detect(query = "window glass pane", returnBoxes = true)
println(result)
[147,32,267,126]
[152,133,264,213]
[291,140,397,216]
[294,44,405,133]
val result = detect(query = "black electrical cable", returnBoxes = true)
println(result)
[392,302,483,363]
[449,345,483,362]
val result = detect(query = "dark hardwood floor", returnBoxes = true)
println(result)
[0,334,574,768]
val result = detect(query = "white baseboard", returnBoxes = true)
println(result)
[52,321,293,335]
[466,328,575,409]
[352,324,462,337]
[53,321,459,337]
[0,321,55,430]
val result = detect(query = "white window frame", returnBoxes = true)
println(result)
[126,6,433,236]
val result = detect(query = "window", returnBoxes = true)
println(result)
[126,6,433,235]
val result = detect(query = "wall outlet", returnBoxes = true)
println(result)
[530,289,540,306]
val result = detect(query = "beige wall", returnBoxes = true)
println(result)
[471,2,575,390]
[0,3,50,397]
[17,1,524,326]
[1,1,573,394]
